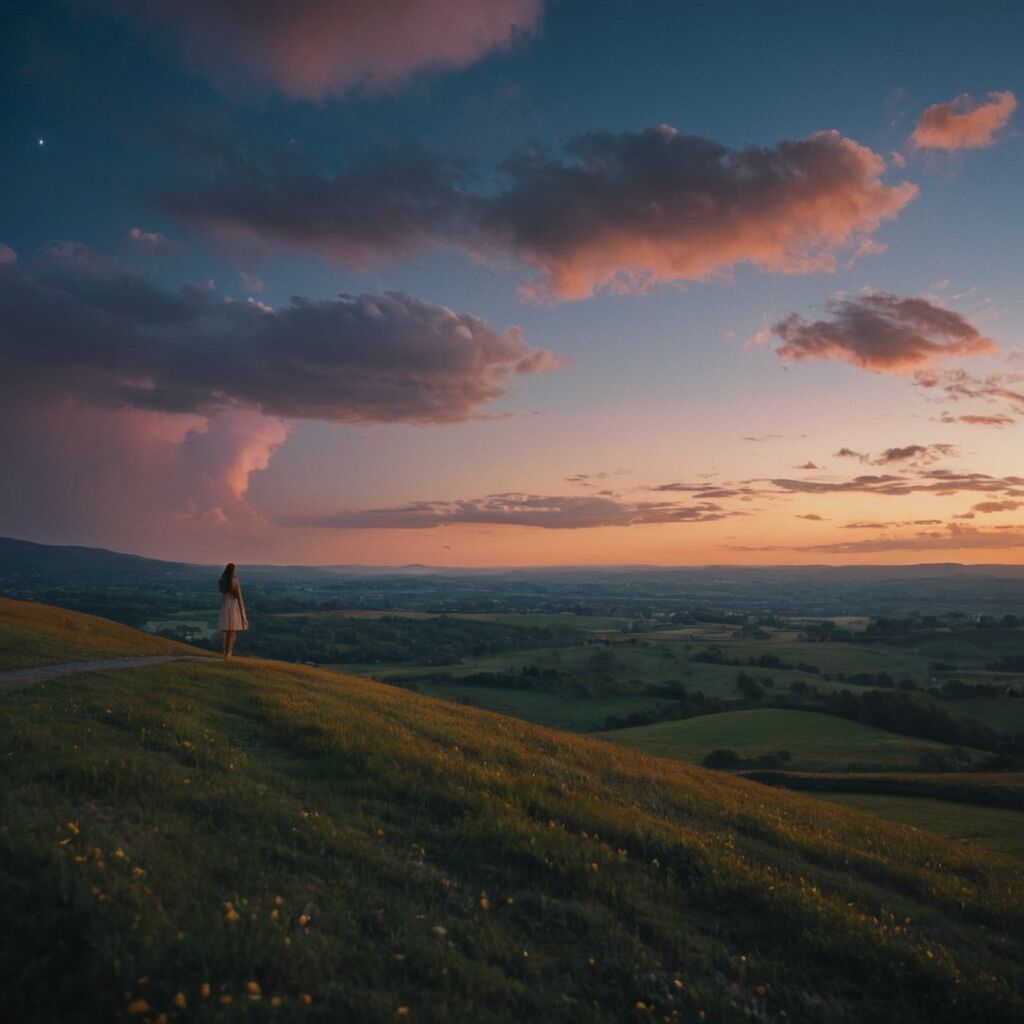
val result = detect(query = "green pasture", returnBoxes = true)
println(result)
[414,683,677,731]
[599,709,989,772]
[944,696,1024,734]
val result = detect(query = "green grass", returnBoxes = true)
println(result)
[0,606,1022,1022]
[599,709,988,771]
[0,596,208,670]
[415,683,678,731]
[800,793,1024,859]
[945,696,1024,734]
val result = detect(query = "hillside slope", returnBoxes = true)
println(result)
[0,596,209,670]
[0,608,1021,1022]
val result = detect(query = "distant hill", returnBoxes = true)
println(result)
[0,600,1021,1022]
[3,534,1024,615]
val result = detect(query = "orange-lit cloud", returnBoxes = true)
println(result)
[486,128,916,299]
[937,411,1016,428]
[167,127,916,300]
[773,292,997,372]
[910,90,1017,150]
[105,0,545,100]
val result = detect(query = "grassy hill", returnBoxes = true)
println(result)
[0,596,208,670]
[0,605,1021,1022]
[599,708,989,771]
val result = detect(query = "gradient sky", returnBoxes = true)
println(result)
[2,0,1023,566]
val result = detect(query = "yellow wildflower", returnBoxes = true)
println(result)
[174,992,187,1009]
[270,995,283,1007]
[300,993,313,1006]
[200,983,211,998]
[247,981,262,998]
[127,999,150,1014]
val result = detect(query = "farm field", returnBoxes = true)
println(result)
[415,683,678,732]
[599,709,990,772]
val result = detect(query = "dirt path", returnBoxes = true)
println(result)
[0,655,216,691]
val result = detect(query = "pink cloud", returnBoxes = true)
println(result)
[910,91,1017,150]
[0,396,281,561]
[773,292,997,373]
[109,0,544,100]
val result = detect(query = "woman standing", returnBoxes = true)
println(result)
[218,563,248,659]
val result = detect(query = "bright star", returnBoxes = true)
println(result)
[38,138,45,146]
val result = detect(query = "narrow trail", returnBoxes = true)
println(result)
[0,655,217,691]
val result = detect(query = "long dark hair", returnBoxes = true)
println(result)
[218,563,236,594]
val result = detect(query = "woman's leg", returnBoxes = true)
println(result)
[223,630,235,658]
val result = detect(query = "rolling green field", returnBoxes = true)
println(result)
[801,793,1024,859]
[416,683,678,731]
[600,709,989,771]
[944,696,1024,734]
[2,602,1022,1022]
[0,597,207,670]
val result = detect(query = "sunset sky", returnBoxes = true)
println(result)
[2,0,1023,566]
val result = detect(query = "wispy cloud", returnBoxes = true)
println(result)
[734,523,1024,554]
[834,443,958,466]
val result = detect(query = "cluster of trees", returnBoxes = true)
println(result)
[703,749,792,770]
[239,614,582,666]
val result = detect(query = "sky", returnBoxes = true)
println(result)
[1,0,1023,567]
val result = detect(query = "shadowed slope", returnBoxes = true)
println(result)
[0,611,1020,1021]
[0,596,210,670]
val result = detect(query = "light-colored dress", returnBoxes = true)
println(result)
[219,586,247,631]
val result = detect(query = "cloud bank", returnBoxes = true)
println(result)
[104,0,545,100]
[0,242,561,425]
[772,292,997,372]
[910,91,1017,150]
[166,126,916,300]
[285,494,737,530]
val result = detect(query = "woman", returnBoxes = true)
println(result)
[218,563,248,658]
